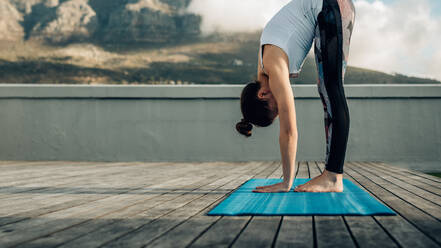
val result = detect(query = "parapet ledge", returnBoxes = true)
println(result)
[0,84,440,99]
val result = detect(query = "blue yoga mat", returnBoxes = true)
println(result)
[208,178,396,216]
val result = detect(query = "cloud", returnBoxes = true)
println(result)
[187,0,441,81]
[187,0,291,33]
[350,0,441,80]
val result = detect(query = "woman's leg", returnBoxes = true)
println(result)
[294,0,355,192]
[315,0,355,174]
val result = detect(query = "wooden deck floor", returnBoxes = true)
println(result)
[0,161,440,248]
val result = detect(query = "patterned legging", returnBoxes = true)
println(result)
[314,0,355,174]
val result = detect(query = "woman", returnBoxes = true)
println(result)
[236,0,355,193]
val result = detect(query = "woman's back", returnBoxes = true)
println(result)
[259,0,323,77]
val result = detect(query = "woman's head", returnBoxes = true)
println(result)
[236,80,278,137]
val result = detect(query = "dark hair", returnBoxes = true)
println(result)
[236,80,276,137]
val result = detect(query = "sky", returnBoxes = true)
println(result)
[187,0,441,81]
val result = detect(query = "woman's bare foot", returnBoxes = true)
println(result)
[294,169,344,192]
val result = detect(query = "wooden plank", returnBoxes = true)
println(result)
[296,161,309,178]
[1,173,221,248]
[18,163,259,248]
[275,161,314,248]
[88,162,272,248]
[0,165,154,214]
[0,161,31,166]
[0,162,50,175]
[275,216,313,248]
[144,215,224,248]
[0,162,136,186]
[254,161,280,178]
[0,161,167,190]
[0,161,71,174]
[369,162,441,194]
[188,161,280,248]
[186,217,250,248]
[183,164,263,248]
[350,162,441,221]
[315,216,356,248]
[341,162,440,247]
[0,161,103,176]
[230,162,295,247]
[0,162,157,205]
[364,162,441,203]
[310,162,356,248]
[344,216,398,248]
[0,162,185,192]
[376,162,441,184]
[0,164,191,227]
[0,164,101,188]
[145,167,262,248]
[53,162,265,248]
[374,216,440,248]
[308,161,321,177]
[0,163,165,210]
[0,161,197,208]
[268,161,283,179]
[231,216,281,248]
[314,160,398,248]
[5,160,439,248]
[0,162,187,216]
[0,162,243,247]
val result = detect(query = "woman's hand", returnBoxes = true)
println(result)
[252,181,292,193]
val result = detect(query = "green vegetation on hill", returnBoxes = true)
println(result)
[0,32,439,85]
[428,173,441,178]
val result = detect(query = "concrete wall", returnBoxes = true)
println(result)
[0,84,440,164]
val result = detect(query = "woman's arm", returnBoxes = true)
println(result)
[273,71,298,189]
[253,45,299,193]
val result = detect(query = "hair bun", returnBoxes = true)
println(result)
[236,118,253,137]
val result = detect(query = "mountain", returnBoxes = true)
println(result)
[1,32,439,85]
[0,0,24,41]
[0,1,439,85]
[2,0,201,44]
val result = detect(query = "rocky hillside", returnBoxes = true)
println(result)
[0,0,201,44]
